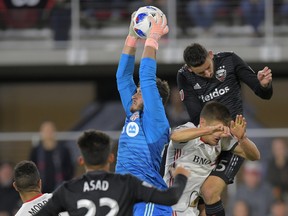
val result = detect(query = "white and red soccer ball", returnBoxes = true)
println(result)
[133,6,164,39]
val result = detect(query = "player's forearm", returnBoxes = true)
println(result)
[123,37,137,55]
[142,45,156,59]
[171,127,211,142]
[256,82,273,99]
[238,136,260,161]
[150,174,187,205]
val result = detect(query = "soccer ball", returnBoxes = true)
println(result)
[133,6,164,39]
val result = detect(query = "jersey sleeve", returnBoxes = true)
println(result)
[232,53,273,99]
[132,174,187,206]
[35,186,66,215]
[171,122,196,149]
[116,53,137,116]
[177,69,202,125]
[220,136,238,151]
[140,57,170,143]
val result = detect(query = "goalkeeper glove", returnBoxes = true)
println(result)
[145,13,169,50]
[125,11,139,48]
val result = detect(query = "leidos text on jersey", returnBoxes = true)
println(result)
[199,87,230,102]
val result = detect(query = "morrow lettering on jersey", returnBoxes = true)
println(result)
[199,87,230,102]
[28,200,48,215]
[83,180,109,192]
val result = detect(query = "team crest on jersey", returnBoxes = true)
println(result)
[126,122,139,137]
[179,89,184,101]
[130,112,139,121]
[215,66,226,82]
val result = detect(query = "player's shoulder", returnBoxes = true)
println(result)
[174,122,196,131]
[14,193,53,216]
[41,193,53,199]
[214,51,235,59]
[88,171,139,184]
[178,64,189,74]
[59,171,133,195]
[57,174,86,193]
[115,172,139,182]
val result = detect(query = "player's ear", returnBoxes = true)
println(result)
[108,153,115,164]
[199,117,206,127]
[12,182,18,192]
[208,51,214,59]
[78,156,85,166]
[38,179,42,191]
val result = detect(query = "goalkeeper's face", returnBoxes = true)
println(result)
[130,88,144,112]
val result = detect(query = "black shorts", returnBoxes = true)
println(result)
[210,151,245,184]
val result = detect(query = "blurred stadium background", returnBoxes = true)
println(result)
[0,0,288,214]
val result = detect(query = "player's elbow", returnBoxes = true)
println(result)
[258,90,273,100]
[263,94,273,100]
[254,153,261,161]
[170,131,189,143]
[170,133,178,142]
[249,151,261,161]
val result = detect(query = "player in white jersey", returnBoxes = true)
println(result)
[15,193,52,216]
[163,101,260,216]
[13,160,68,216]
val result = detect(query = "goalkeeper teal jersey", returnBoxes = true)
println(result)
[115,54,169,190]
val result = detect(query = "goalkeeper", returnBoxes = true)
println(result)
[115,11,173,215]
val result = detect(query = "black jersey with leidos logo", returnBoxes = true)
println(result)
[36,170,187,216]
[177,52,273,125]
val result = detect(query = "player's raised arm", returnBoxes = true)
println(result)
[139,12,170,142]
[122,11,138,55]
[171,123,229,143]
[232,53,273,100]
[116,12,139,116]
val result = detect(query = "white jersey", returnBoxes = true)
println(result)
[163,122,238,216]
[15,193,69,216]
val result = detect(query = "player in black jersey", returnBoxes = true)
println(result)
[176,43,273,216]
[36,130,189,216]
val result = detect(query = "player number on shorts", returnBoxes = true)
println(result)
[213,159,228,172]
[77,198,119,216]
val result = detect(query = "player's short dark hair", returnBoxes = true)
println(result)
[156,77,170,106]
[200,101,232,126]
[183,43,208,67]
[14,160,40,192]
[77,130,111,166]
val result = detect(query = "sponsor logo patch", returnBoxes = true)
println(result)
[126,122,139,137]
